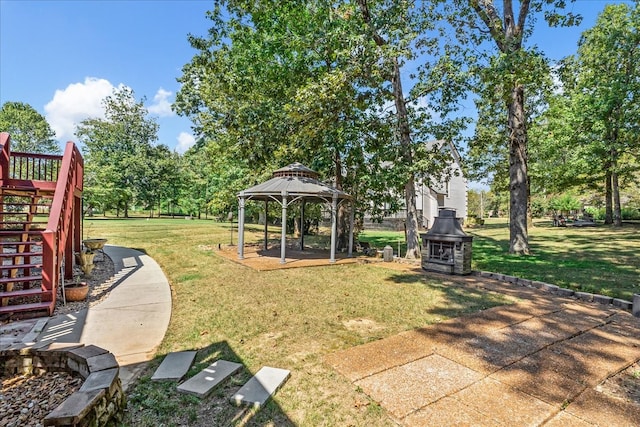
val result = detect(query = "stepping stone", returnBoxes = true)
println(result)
[177,360,242,398]
[230,366,290,408]
[151,351,197,381]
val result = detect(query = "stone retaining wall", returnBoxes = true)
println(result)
[0,343,125,426]
[473,271,634,311]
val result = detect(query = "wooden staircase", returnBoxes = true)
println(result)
[0,133,83,318]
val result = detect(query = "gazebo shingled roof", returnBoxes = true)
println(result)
[240,162,351,203]
[236,163,353,264]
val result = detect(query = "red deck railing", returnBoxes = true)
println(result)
[0,132,83,312]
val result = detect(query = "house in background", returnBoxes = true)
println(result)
[364,140,468,231]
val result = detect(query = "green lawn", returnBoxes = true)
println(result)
[360,218,640,301]
[83,216,508,426]
[83,216,639,425]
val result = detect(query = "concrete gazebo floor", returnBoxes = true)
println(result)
[214,244,361,271]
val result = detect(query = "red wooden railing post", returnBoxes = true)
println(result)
[41,231,56,305]
[0,133,9,225]
[0,133,10,183]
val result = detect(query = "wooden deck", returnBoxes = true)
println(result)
[214,244,361,271]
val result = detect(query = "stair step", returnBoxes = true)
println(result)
[0,287,48,299]
[0,241,42,246]
[0,275,42,285]
[0,230,43,236]
[1,221,42,226]
[0,227,46,232]
[0,186,54,195]
[0,301,52,315]
[0,252,42,258]
[0,263,41,270]
[0,203,52,207]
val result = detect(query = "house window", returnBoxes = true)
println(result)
[429,241,454,263]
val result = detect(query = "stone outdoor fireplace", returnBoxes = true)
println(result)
[420,208,473,275]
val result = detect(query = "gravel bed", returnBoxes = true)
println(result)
[0,371,82,427]
[1,255,116,426]
[54,253,116,316]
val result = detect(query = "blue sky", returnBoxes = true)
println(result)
[0,0,632,155]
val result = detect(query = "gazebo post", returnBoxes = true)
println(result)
[264,200,268,250]
[238,194,245,259]
[280,191,288,264]
[348,201,354,257]
[299,199,305,251]
[330,193,338,263]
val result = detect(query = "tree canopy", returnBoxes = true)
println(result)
[175,0,471,257]
[76,87,164,217]
[0,101,60,154]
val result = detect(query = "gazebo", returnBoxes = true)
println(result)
[237,163,353,264]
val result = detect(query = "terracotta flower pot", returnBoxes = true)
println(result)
[64,282,89,302]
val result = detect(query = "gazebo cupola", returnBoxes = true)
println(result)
[237,163,353,264]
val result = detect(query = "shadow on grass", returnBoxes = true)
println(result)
[125,341,295,426]
[469,223,640,300]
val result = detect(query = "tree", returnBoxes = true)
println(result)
[176,1,470,258]
[76,87,159,217]
[569,3,640,226]
[0,101,60,153]
[449,0,580,254]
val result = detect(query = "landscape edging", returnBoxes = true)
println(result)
[472,270,634,311]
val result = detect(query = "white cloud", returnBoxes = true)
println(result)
[147,88,174,117]
[176,132,195,154]
[44,77,118,142]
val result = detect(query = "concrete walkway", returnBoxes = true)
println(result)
[326,273,640,426]
[1,245,172,389]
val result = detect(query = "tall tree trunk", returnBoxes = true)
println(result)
[392,58,420,259]
[404,175,421,259]
[612,170,622,227]
[507,84,529,254]
[357,0,420,259]
[604,168,613,224]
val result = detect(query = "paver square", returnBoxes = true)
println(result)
[325,333,435,382]
[402,396,501,427]
[453,377,555,426]
[566,388,640,426]
[177,360,242,398]
[552,332,640,384]
[543,411,596,427]
[543,309,607,335]
[152,351,197,381]
[436,330,540,374]
[560,302,616,319]
[230,366,290,408]
[355,354,483,419]
[488,350,588,405]
[594,322,640,348]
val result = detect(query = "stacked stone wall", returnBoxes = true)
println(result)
[0,344,125,426]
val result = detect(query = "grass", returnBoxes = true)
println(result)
[471,218,640,300]
[83,216,509,426]
[360,218,640,301]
